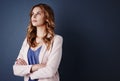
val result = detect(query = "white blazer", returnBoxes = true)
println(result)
[13,35,63,81]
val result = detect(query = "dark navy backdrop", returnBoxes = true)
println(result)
[0,0,120,81]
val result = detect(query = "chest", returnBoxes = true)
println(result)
[23,45,51,64]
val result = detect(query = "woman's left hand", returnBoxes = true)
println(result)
[16,58,27,65]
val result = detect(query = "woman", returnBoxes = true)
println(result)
[13,3,63,81]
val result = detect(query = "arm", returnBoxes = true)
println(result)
[13,38,32,76]
[13,38,46,76]
[30,64,46,72]
[30,35,63,80]
[14,58,46,75]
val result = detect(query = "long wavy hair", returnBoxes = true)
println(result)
[27,3,55,50]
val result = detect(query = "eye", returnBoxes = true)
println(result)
[31,12,34,16]
[36,12,41,15]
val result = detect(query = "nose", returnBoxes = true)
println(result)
[33,14,37,18]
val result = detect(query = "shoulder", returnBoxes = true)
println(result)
[53,34,63,44]
[50,34,63,46]
[52,34,63,46]
[54,34,63,43]
[49,34,63,50]
[23,37,27,44]
[21,37,29,47]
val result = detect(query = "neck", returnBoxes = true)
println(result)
[36,25,46,38]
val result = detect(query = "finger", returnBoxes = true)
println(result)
[16,59,26,65]
[19,59,27,65]
[41,63,46,66]
[16,59,20,65]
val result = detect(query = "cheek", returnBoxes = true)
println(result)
[38,16,46,22]
[31,16,35,21]
[37,15,44,19]
[37,16,43,20]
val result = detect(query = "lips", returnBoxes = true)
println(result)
[32,20,37,22]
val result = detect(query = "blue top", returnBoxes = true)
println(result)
[27,46,42,81]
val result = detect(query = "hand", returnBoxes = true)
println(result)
[16,58,27,65]
[31,64,46,72]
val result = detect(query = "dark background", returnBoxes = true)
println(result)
[0,0,120,81]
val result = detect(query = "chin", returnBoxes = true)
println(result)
[32,23,38,27]
[32,23,45,27]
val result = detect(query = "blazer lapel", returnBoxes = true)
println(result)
[39,43,47,64]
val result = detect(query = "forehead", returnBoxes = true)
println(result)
[32,7,43,12]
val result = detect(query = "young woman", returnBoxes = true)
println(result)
[13,3,63,81]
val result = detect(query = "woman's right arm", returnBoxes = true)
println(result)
[13,38,46,76]
[13,38,32,76]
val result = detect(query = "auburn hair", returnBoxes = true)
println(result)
[27,3,55,50]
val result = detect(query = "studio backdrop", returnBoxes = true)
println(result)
[0,0,120,81]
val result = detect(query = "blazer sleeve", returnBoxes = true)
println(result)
[30,35,63,79]
[13,38,32,76]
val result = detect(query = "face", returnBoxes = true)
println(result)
[31,7,46,27]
